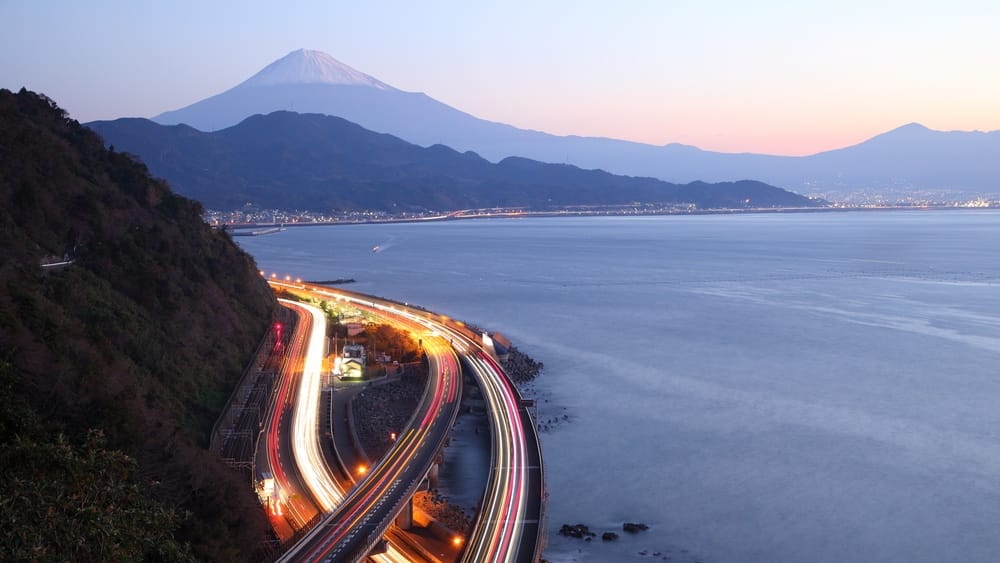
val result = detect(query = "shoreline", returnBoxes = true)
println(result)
[218,204,996,231]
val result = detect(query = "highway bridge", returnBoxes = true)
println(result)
[263,298,426,561]
[265,281,544,562]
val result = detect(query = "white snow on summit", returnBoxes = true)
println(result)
[237,49,393,90]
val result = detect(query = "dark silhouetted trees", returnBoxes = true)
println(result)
[0,89,277,561]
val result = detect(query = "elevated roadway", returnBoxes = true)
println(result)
[274,283,463,562]
[271,282,544,562]
[283,337,461,561]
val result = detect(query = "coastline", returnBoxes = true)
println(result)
[218,204,995,232]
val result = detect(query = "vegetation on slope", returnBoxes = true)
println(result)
[0,88,277,561]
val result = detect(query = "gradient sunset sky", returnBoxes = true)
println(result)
[2,0,997,156]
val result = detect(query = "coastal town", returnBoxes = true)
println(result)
[206,197,999,230]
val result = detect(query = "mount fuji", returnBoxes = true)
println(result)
[234,49,391,90]
[151,49,1000,200]
[154,49,513,153]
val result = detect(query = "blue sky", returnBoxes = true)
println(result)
[2,0,998,155]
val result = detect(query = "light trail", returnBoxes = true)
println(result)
[275,287,461,562]
[270,281,541,562]
[280,299,346,513]
[282,337,461,562]
[269,298,415,562]
[261,302,323,535]
[460,352,528,563]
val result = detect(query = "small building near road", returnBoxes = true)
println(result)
[341,344,366,378]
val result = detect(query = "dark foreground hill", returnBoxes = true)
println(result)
[88,111,820,212]
[0,89,276,561]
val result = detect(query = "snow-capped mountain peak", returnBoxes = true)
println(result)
[237,49,393,90]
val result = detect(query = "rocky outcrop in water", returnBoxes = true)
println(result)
[623,522,649,533]
[558,523,596,539]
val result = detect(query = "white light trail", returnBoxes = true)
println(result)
[280,299,345,512]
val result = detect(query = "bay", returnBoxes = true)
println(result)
[240,210,1000,562]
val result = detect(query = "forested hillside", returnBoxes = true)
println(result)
[0,89,276,561]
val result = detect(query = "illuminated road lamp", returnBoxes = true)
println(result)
[259,270,265,276]
[389,432,396,442]
[285,275,292,281]
[357,464,368,476]
[452,536,464,547]
[270,272,277,279]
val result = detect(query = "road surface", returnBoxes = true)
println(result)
[271,282,544,562]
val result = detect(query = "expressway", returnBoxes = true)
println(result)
[268,298,419,562]
[458,351,543,563]
[270,281,544,563]
[414,320,544,563]
[274,282,463,562]
[258,300,324,535]
[283,337,461,561]
[283,299,346,513]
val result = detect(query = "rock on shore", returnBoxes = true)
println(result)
[501,346,544,384]
[413,490,471,535]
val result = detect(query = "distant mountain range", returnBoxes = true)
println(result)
[151,49,1000,200]
[88,111,817,212]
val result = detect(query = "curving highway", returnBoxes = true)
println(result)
[258,300,322,534]
[282,299,346,513]
[269,281,543,562]
[274,283,462,562]
[283,337,461,561]
[420,320,544,563]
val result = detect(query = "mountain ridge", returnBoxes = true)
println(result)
[150,49,1000,199]
[90,110,820,212]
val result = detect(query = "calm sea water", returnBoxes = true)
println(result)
[240,210,1000,563]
